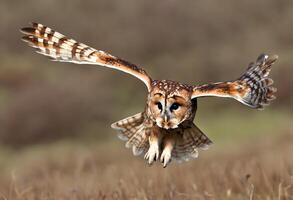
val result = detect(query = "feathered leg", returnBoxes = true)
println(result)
[160,134,176,167]
[144,126,162,165]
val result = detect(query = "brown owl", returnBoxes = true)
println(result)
[21,23,278,167]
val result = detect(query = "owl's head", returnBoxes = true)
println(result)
[147,80,195,129]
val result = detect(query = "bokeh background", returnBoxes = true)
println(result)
[0,0,292,199]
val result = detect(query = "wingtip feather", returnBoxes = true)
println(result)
[20,27,35,35]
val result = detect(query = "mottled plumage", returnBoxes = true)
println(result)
[21,23,278,167]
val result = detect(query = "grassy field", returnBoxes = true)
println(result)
[0,111,292,200]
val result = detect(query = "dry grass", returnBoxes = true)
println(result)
[0,133,292,200]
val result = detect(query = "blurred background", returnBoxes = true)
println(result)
[0,0,292,199]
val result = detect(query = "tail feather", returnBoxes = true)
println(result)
[239,54,278,109]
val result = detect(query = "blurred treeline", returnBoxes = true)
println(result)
[0,0,292,147]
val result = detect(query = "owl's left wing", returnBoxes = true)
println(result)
[172,123,212,162]
[20,23,152,91]
[192,54,278,109]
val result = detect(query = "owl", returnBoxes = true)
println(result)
[21,23,277,167]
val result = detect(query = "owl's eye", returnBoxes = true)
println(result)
[170,103,180,111]
[156,102,163,111]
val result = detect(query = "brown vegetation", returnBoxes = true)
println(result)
[0,133,292,200]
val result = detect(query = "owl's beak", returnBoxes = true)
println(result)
[156,120,178,130]
[156,113,178,129]
[162,114,175,129]
[156,117,170,129]
[164,115,168,122]
[162,114,170,128]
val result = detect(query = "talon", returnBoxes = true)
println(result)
[160,149,172,168]
[144,143,159,165]
[163,157,171,168]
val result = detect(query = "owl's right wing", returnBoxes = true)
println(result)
[20,23,152,91]
[192,54,278,109]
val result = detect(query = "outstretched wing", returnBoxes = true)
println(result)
[20,22,152,91]
[192,54,278,109]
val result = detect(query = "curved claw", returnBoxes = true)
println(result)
[144,145,159,165]
[160,149,172,168]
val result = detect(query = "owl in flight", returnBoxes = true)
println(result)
[21,23,277,167]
